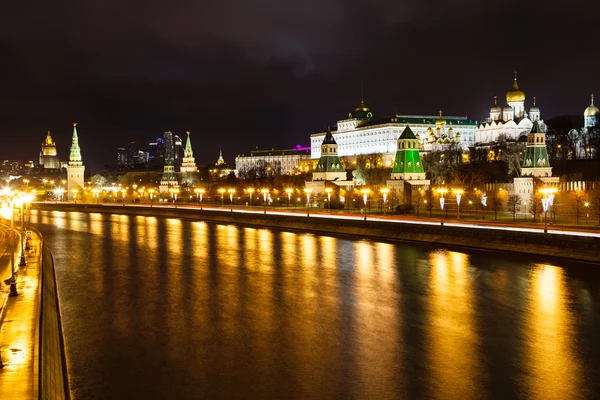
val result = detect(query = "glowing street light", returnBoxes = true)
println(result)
[285,188,293,208]
[585,201,590,225]
[148,189,155,207]
[304,188,313,217]
[381,188,390,215]
[120,189,126,206]
[247,188,255,206]
[228,188,235,212]
[325,187,332,212]
[170,188,180,207]
[92,189,100,204]
[360,188,370,220]
[539,187,558,233]
[453,189,464,219]
[72,189,79,204]
[436,188,448,226]
[261,189,269,214]
[219,188,226,206]
[194,188,205,210]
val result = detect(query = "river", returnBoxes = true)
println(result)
[32,210,600,399]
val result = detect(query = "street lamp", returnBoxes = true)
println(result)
[194,188,205,209]
[360,188,370,220]
[261,189,269,214]
[92,189,100,204]
[219,188,226,206]
[247,188,255,206]
[148,189,155,207]
[539,188,558,233]
[5,197,18,296]
[120,189,126,205]
[16,195,26,267]
[170,188,179,207]
[325,187,332,212]
[453,189,464,219]
[228,189,235,212]
[285,188,293,208]
[72,189,79,204]
[436,188,448,226]
[585,202,590,225]
[380,188,389,215]
[304,188,313,216]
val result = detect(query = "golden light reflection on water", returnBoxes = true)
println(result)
[89,213,104,237]
[427,250,482,400]
[524,265,583,399]
[109,214,130,242]
[353,240,403,397]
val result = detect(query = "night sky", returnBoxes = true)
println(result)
[1,0,599,170]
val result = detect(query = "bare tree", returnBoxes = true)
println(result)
[507,194,521,221]
[570,190,587,225]
[490,194,503,221]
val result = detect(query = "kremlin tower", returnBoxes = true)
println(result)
[180,131,198,173]
[67,122,85,200]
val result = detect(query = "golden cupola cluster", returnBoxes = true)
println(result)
[506,71,525,103]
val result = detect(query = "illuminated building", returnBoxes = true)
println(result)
[216,147,225,166]
[475,73,543,145]
[159,132,179,194]
[180,131,198,173]
[386,125,430,203]
[235,145,310,175]
[306,127,353,193]
[67,122,85,200]
[39,130,60,169]
[310,96,475,165]
[584,94,599,129]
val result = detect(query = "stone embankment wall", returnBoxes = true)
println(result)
[39,235,70,400]
[34,203,599,263]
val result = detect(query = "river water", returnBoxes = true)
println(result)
[32,210,600,399]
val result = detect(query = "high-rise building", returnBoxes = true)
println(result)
[39,130,60,169]
[67,122,85,200]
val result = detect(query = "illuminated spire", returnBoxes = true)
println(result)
[69,122,82,163]
[533,96,537,107]
[591,93,595,106]
[180,130,198,172]
[45,130,55,145]
[184,130,193,157]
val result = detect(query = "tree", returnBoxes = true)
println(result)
[570,190,586,225]
[507,194,521,221]
[529,192,543,223]
[497,135,526,177]
[91,174,107,188]
[490,194,503,221]
[424,188,434,217]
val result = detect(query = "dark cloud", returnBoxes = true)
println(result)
[1,0,599,168]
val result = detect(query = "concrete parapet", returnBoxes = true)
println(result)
[33,203,600,263]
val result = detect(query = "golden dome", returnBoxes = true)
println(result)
[506,72,525,103]
[435,110,446,126]
[584,94,599,117]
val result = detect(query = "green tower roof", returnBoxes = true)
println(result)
[530,118,543,133]
[322,126,337,145]
[399,125,417,140]
[69,122,82,161]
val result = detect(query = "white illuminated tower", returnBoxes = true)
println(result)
[180,131,198,173]
[67,122,85,200]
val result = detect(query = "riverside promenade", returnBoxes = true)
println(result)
[0,227,41,399]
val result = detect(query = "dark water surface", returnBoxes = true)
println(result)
[32,210,600,399]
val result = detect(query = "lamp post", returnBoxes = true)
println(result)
[325,187,332,212]
[72,189,79,204]
[17,196,26,267]
[285,188,293,209]
[261,189,269,214]
[228,189,235,212]
[219,188,226,207]
[453,189,464,219]
[149,189,155,207]
[539,188,557,233]
[436,188,448,226]
[247,188,254,207]
[360,189,370,220]
[195,188,205,210]
[381,188,389,215]
[585,202,590,225]
[304,188,313,216]
[7,198,18,296]
[120,189,126,206]
[92,189,100,204]
[170,188,179,207]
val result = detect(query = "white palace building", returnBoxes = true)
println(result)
[310,97,477,164]
[475,72,544,145]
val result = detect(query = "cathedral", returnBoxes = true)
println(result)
[475,73,543,145]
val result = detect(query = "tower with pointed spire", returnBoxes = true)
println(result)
[180,131,198,173]
[39,130,60,169]
[390,126,427,181]
[521,119,552,177]
[216,147,225,166]
[67,122,85,199]
[312,127,347,181]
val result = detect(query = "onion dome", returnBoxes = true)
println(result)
[455,131,461,138]
[529,96,540,114]
[416,133,421,140]
[584,94,599,117]
[490,96,502,113]
[503,104,514,113]
[506,71,525,103]
[435,110,446,126]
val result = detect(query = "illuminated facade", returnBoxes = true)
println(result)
[39,130,60,169]
[310,98,475,165]
[236,145,311,175]
[67,123,85,200]
[475,73,543,145]
[180,131,198,173]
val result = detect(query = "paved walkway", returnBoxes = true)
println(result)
[0,228,41,399]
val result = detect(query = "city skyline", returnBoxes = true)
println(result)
[1,0,599,168]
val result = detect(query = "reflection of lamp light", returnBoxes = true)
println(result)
[149,189,155,207]
[325,188,332,212]
[380,188,389,215]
